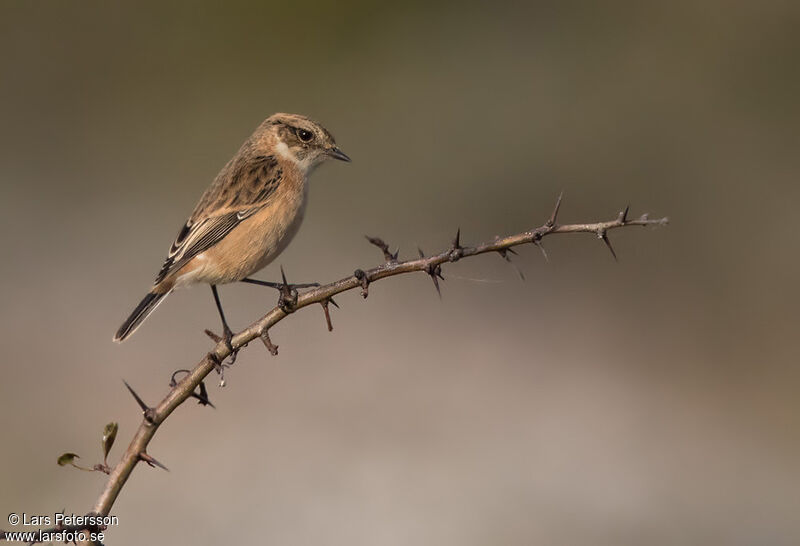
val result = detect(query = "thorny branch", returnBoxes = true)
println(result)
[1,195,667,544]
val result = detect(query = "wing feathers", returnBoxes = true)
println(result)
[152,154,282,286]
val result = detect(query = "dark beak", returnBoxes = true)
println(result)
[327,146,351,162]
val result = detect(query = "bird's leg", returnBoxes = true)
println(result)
[210,285,238,365]
[241,266,318,313]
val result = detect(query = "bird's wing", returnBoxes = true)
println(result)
[153,155,283,285]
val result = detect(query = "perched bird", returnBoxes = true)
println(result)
[114,113,350,346]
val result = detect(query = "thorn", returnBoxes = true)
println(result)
[497,249,525,280]
[417,247,443,296]
[598,230,618,261]
[122,380,154,423]
[354,269,369,298]
[365,235,398,262]
[427,265,443,297]
[620,204,630,223]
[123,380,148,412]
[428,265,444,299]
[280,265,288,286]
[320,298,337,332]
[448,228,464,261]
[139,452,169,472]
[533,236,549,262]
[329,297,340,309]
[260,330,279,356]
[204,329,222,343]
[546,191,563,227]
[194,381,215,408]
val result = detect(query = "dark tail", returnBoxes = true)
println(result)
[113,291,170,343]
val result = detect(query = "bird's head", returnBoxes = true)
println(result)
[261,113,350,173]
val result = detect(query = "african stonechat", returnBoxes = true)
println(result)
[114,113,350,344]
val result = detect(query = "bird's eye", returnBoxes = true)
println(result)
[298,129,314,142]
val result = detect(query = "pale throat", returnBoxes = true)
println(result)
[274,140,316,174]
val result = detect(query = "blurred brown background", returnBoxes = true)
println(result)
[1,1,798,544]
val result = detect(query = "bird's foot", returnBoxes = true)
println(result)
[241,266,319,313]
[204,326,239,367]
[277,285,299,313]
[222,325,238,364]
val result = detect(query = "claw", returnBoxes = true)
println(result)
[354,269,369,298]
[278,286,299,313]
[222,325,236,359]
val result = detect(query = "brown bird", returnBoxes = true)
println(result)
[114,113,350,347]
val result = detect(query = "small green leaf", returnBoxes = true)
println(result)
[102,422,119,463]
[57,452,80,466]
